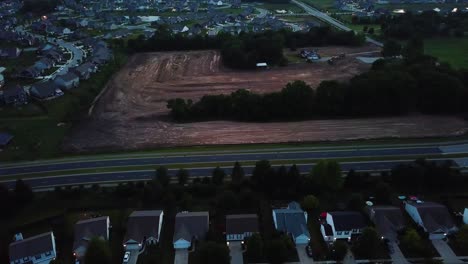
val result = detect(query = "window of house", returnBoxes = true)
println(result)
[45,251,51,256]
[35,255,41,260]
[336,231,342,235]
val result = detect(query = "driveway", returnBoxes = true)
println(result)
[228,241,244,264]
[174,249,189,264]
[431,240,462,263]
[296,244,313,264]
[389,242,409,264]
[123,249,140,264]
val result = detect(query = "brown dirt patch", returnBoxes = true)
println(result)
[64,47,468,152]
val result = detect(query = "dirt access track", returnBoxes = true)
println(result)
[64,47,468,152]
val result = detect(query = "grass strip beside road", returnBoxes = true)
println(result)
[4,135,468,168]
[3,153,467,182]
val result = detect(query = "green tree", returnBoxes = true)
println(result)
[216,191,240,211]
[231,161,245,184]
[403,37,424,62]
[265,239,289,264]
[14,179,33,204]
[382,39,402,57]
[177,169,189,185]
[375,181,392,204]
[246,233,264,262]
[456,225,468,252]
[352,227,381,259]
[331,240,348,261]
[155,166,170,187]
[310,160,343,191]
[252,160,273,188]
[194,242,230,264]
[84,237,112,264]
[212,166,226,185]
[400,228,424,255]
[301,195,320,212]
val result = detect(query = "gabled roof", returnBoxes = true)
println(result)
[410,202,456,233]
[73,216,109,254]
[55,72,79,82]
[368,206,405,241]
[329,211,367,231]
[0,132,13,146]
[9,232,55,261]
[226,214,259,235]
[273,202,310,239]
[173,211,209,243]
[124,210,163,243]
[31,81,59,98]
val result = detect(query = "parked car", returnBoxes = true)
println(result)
[306,244,313,257]
[123,251,130,262]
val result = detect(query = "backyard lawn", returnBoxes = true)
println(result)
[424,37,468,69]
[301,0,337,11]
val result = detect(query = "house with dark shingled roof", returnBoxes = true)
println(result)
[9,232,57,264]
[226,214,259,241]
[367,206,406,242]
[173,211,209,249]
[73,216,110,263]
[124,210,164,251]
[272,202,310,245]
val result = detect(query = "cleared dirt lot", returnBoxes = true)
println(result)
[64,47,468,151]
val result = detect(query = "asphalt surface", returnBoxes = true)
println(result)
[291,0,383,47]
[2,159,451,189]
[0,147,441,176]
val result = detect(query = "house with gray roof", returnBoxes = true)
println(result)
[54,72,79,90]
[173,211,209,249]
[71,62,96,80]
[367,206,405,242]
[226,214,259,241]
[30,81,63,100]
[405,201,458,240]
[272,201,310,245]
[1,85,28,106]
[464,208,468,225]
[124,210,164,251]
[73,216,110,263]
[320,211,367,242]
[9,232,56,264]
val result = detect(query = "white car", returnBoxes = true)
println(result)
[123,251,130,262]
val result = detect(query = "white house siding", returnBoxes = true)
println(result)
[464,208,468,225]
[295,234,310,245]
[429,232,447,240]
[404,204,424,228]
[174,239,191,249]
[157,212,164,242]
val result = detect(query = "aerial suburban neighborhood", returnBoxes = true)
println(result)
[1,0,468,263]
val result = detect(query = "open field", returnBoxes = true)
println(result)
[424,37,468,69]
[64,47,468,152]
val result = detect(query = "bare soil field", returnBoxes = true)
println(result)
[64,47,468,151]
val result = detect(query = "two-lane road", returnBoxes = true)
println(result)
[0,146,441,177]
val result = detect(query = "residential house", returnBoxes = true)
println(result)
[30,81,63,100]
[34,58,55,71]
[71,62,96,80]
[226,214,259,241]
[0,47,21,58]
[124,210,164,251]
[73,216,110,263]
[367,206,406,241]
[44,50,63,63]
[0,132,13,148]
[9,232,57,264]
[173,211,209,249]
[54,72,79,90]
[2,85,28,106]
[320,211,367,242]
[20,67,41,78]
[272,201,310,245]
[0,73,4,87]
[405,201,458,239]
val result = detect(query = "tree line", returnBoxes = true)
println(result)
[168,47,468,122]
[126,25,365,69]
[351,10,467,39]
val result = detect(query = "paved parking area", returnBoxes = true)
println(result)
[296,244,313,264]
[174,249,189,264]
[431,240,462,263]
[123,249,140,264]
[228,241,244,264]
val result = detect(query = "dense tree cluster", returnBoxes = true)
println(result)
[381,11,468,39]
[168,52,468,121]
[127,26,364,69]
[21,0,59,14]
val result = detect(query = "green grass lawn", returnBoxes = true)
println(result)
[259,2,305,13]
[424,37,468,69]
[300,0,338,11]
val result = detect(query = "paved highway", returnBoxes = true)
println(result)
[3,160,449,189]
[291,0,383,47]
[0,146,441,176]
